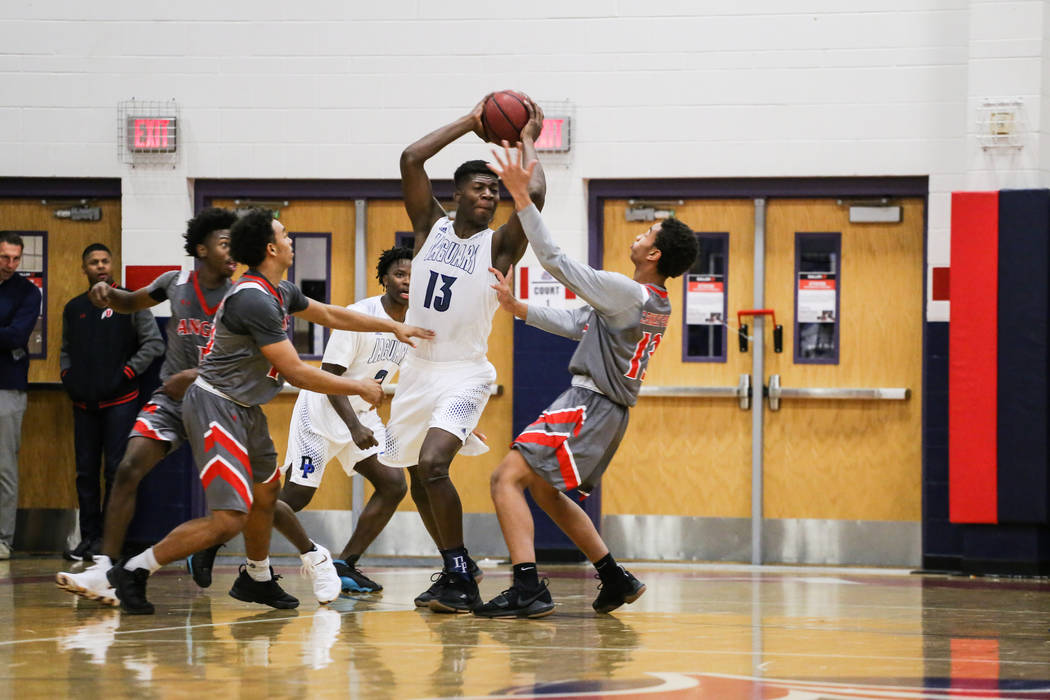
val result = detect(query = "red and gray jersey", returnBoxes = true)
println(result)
[518,205,671,408]
[147,270,231,381]
[197,272,309,406]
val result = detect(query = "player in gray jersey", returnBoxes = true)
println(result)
[103,209,433,615]
[57,207,238,606]
[474,144,697,618]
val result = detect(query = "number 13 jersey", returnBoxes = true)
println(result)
[406,217,499,363]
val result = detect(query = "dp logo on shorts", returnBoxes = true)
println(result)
[300,456,315,478]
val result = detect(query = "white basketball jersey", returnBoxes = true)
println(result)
[406,217,499,362]
[301,296,408,436]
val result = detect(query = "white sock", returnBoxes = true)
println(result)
[246,558,271,582]
[92,554,112,569]
[124,547,161,574]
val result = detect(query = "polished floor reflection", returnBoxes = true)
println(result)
[1,557,1049,698]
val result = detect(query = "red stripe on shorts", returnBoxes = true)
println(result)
[514,431,579,490]
[200,456,253,509]
[204,422,252,478]
[132,418,164,441]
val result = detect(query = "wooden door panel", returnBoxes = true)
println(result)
[763,198,924,521]
[600,199,755,517]
[0,197,121,510]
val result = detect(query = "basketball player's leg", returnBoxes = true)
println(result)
[416,428,464,547]
[408,464,443,547]
[101,436,170,560]
[340,455,407,559]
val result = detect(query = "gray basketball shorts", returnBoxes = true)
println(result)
[512,385,629,495]
[128,388,187,453]
[182,384,280,514]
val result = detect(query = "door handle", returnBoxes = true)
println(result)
[765,374,910,411]
[639,374,751,410]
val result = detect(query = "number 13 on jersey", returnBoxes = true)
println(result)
[423,270,457,312]
[625,331,662,380]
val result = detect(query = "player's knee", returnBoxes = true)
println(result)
[113,457,149,487]
[417,456,451,484]
[374,471,408,502]
[279,483,314,512]
[211,510,247,541]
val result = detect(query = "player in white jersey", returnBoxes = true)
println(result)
[380,95,547,612]
[272,247,415,593]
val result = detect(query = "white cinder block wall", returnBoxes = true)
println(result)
[2,0,1048,323]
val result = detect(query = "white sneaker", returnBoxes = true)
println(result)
[300,543,340,605]
[0,540,10,560]
[56,558,119,607]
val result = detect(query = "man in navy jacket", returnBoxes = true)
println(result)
[0,232,42,560]
[61,243,163,561]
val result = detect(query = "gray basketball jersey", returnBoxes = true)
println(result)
[198,273,308,406]
[147,270,231,381]
[517,204,672,407]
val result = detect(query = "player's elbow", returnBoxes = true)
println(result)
[400,147,424,170]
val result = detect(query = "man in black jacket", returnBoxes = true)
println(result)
[61,243,163,561]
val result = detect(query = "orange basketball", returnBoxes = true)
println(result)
[480,90,530,143]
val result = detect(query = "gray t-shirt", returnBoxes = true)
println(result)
[198,273,309,406]
[519,204,671,407]
[147,270,231,381]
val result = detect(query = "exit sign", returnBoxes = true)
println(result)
[127,117,176,152]
[536,116,571,153]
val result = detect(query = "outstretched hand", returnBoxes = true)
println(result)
[394,323,435,348]
[486,142,536,209]
[88,281,114,309]
[489,265,526,320]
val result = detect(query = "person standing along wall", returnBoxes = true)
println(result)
[0,232,42,560]
[60,243,164,562]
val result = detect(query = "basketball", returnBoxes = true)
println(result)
[480,90,530,143]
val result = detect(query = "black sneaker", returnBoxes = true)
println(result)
[428,573,480,614]
[63,538,95,562]
[592,567,646,613]
[414,571,450,607]
[414,559,484,607]
[333,559,382,593]
[229,565,300,610]
[473,580,555,619]
[107,564,155,615]
[186,543,222,588]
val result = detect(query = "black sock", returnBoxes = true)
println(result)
[512,562,540,592]
[344,554,360,567]
[594,553,621,585]
[440,546,470,578]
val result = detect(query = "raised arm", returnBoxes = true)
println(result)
[491,97,547,275]
[489,265,590,340]
[488,144,642,319]
[260,340,383,407]
[89,281,158,313]
[400,97,489,249]
[294,298,434,346]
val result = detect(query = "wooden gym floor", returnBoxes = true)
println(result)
[1,556,1048,699]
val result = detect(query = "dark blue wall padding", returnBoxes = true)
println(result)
[996,189,1050,525]
[512,317,601,550]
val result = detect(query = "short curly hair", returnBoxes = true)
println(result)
[654,217,699,279]
[376,246,413,284]
[184,207,237,258]
[229,208,276,268]
[454,160,497,189]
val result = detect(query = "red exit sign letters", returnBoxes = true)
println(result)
[535,116,571,153]
[127,117,177,152]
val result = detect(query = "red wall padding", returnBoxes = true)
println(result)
[949,192,999,523]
